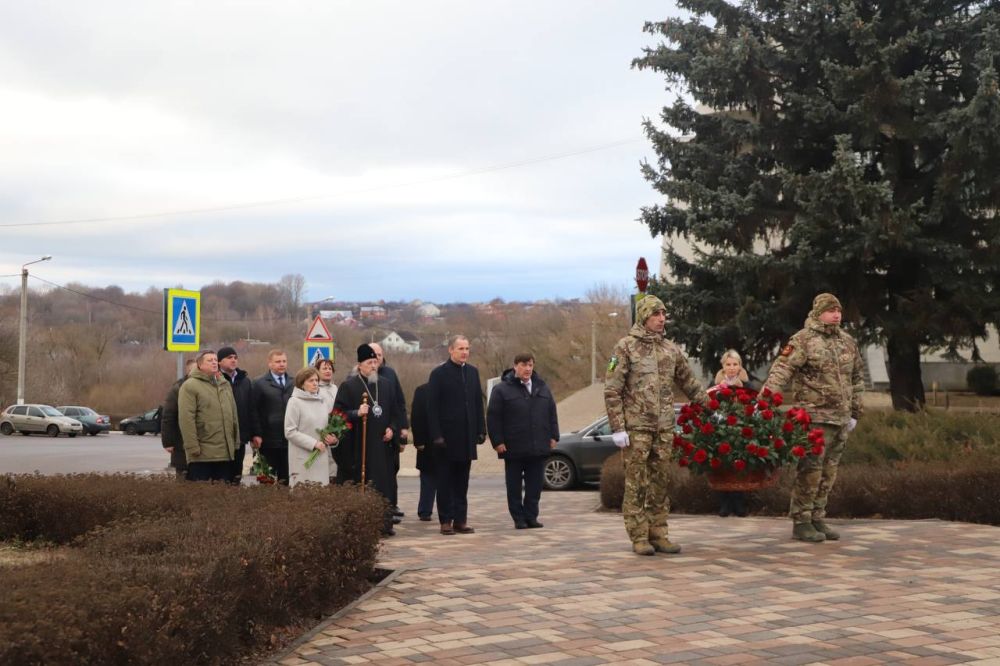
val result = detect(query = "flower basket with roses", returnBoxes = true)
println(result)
[304,408,353,469]
[673,386,826,490]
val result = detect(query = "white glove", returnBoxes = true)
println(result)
[611,431,630,448]
[847,418,858,432]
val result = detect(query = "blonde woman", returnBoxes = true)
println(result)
[714,349,753,517]
[284,367,339,487]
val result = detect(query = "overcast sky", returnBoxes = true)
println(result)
[0,1,681,303]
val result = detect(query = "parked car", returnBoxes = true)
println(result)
[544,405,683,491]
[56,406,111,436]
[0,404,84,437]
[119,407,162,435]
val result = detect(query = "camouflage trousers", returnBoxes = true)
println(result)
[789,422,850,524]
[622,430,673,543]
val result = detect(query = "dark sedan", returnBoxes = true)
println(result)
[544,406,683,491]
[119,407,162,435]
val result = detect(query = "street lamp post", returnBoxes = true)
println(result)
[591,312,619,385]
[17,255,52,405]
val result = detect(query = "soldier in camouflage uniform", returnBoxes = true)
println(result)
[604,295,707,556]
[763,293,865,543]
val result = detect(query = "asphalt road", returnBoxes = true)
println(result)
[0,430,173,475]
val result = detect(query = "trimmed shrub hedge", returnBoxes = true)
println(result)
[966,365,999,396]
[599,456,1000,526]
[0,475,386,665]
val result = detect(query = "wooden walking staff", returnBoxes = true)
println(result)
[360,393,368,493]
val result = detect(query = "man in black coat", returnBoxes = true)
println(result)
[410,383,435,521]
[217,346,255,484]
[333,344,399,535]
[426,334,486,535]
[370,343,409,520]
[161,358,196,479]
[252,349,293,484]
[487,353,560,529]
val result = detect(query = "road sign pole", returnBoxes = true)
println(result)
[177,352,184,381]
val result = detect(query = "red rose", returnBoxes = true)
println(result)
[720,386,733,398]
[741,426,754,438]
[761,409,774,420]
[738,392,752,404]
[761,387,772,397]
[684,442,695,454]
[679,457,690,467]
[772,392,783,406]
[693,449,708,463]
[691,417,703,427]
[774,438,785,449]
[757,400,768,410]
[710,457,722,469]
[718,442,732,455]
[744,405,755,417]
[811,443,825,456]
[708,399,721,410]
[746,443,759,455]
[700,423,715,435]
[794,409,811,425]
[791,445,806,458]
[757,446,769,457]
[807,428,825,444]
[672,435,686,448]
[726,414,739,426]
[677,414,688,425]
[782,421,795,433]
[682,424,693,434]
[733,459,746,471]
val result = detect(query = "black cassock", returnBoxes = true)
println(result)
[333,373,397,502]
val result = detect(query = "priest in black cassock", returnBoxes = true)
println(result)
[333,344,398,535]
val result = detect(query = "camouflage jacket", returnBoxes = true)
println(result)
[763,316,865,425]
[604,324,707,434]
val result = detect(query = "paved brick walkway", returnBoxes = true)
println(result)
[271,481,1000,665]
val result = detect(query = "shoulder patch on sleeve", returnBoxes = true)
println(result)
[607,356,618,373]
[780,344,794,357]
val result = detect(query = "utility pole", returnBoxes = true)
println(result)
[17,255,52,404]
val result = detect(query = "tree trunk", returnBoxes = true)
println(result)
[885,333,926,411]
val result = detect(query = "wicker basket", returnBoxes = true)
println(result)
[706,468,780,491]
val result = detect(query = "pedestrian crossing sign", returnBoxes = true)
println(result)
[163,288,201,352]
[304,342,335,368]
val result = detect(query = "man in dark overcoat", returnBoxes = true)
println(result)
[161,358,197,479]
[410,382,435,521]
[334,344,399,535]
[252,349,293,484]
[426,334,486,535]
[487,352,559,529]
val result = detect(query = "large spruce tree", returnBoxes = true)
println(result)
[635,1,1000,410]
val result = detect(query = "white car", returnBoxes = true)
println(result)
[0,404,84,437]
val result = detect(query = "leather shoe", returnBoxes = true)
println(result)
[514,520,529,529]
[418,515,431,522]
[381,528,396,537]
[440,522,455,535]
[392,515,402,524]
[453,523,475,534]
[392,507,404,517]
[526,519,543,529]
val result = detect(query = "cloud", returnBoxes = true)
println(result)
[0,1,675,301]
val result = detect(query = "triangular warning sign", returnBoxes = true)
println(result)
[174,301,194,336]
[305,316,332,341]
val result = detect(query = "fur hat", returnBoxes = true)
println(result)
[357,343,378,363]
[809,293,842,319]
[636,295,667,325]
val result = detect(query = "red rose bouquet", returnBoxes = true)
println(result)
[674,386,825,476]
[252,452,277,485]
[305,407,353,469]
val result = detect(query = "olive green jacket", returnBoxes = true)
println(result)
[763,316,865,425]
[178,369,239,462]
[604,323,707,434]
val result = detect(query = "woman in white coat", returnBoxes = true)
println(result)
[285,367,339,487]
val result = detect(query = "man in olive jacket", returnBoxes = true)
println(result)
[487,353,559,530]
[179,350,239,482]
